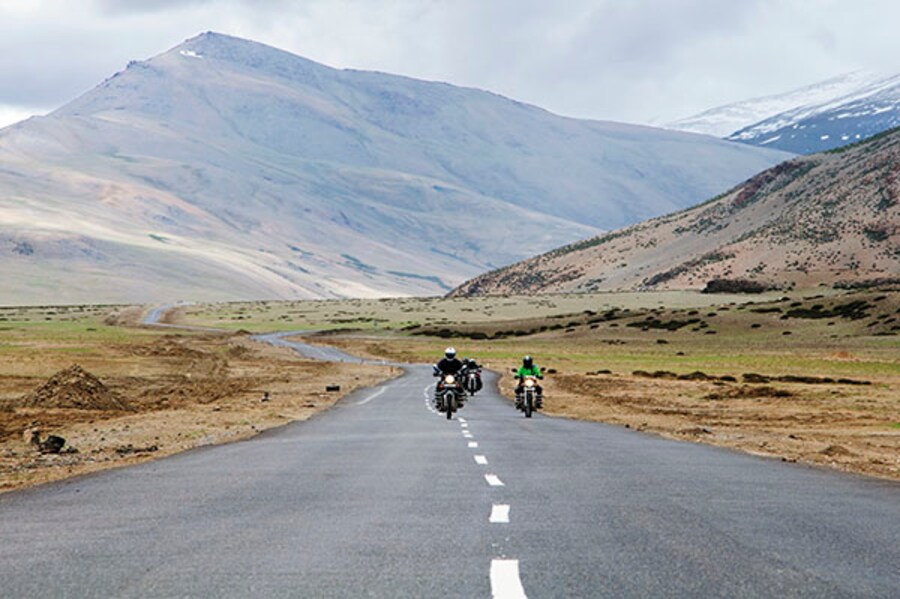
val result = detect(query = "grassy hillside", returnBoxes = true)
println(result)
[453,127,900,296]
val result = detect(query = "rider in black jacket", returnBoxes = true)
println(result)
[461,357,483,392]
[433,347,464,408]
[434,347,464,377]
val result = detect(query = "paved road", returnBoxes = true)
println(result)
[140,303,223,333]
[1,340,898,597]
[253,331,375,364]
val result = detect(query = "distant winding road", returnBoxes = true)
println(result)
[0,308,897,597]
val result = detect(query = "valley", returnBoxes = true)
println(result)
[3,7,899,596]
[4,286,894,494]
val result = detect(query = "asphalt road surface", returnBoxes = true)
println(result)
[1,336,898,597]
[253,331,373,364]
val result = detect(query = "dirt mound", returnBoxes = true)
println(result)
[133,337,207,359]
[21,365,129,410]
[705,386,793,400]
[226,345,255,359]
[820,444,854,457]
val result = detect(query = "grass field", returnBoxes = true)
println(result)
[175,290,789,332]
[176,289,899,380]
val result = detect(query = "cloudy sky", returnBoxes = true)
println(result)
[2,0,900,128]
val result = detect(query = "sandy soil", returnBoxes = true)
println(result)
[525,373,899,481]
[0,326,398,494]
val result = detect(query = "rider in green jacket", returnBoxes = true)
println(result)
[514,355,544,409]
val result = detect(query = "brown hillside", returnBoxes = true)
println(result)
[453,128,900,296]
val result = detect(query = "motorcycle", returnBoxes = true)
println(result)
[520,375,539,418]
[436,374,466,420]
[464,368,482,397]
[512,370,543,418]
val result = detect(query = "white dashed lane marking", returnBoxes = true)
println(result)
[422,385,438,414]
[490,559,526,598]
[468,441,478,448]
[490,504,510,524]
[460,423,468,428]
[485,474,504,487]
[356,387,386,406]
[474,455,488,465]
[458,417,466,423]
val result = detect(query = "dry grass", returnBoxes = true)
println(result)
[174,290,784,332]
[0,307,397,494]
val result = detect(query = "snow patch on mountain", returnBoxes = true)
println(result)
[667,71,883,138]
[727,72,900,153]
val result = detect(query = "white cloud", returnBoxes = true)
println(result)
[1,0,900,124]
[0,105,45,129]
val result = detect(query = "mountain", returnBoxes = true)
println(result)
[728,74,900,154]
[452,127,900,296]
[669,71,900,154]
[0,32,791,303]
[667,71,883,138]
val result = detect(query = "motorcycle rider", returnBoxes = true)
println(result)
[433,347,464,408]
[461,357,483,392]
[514,355,544,409]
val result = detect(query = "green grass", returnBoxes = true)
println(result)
[1,320,157,343]
[0,307,166,360]
[179,290,790,333]
[45,347,97,355]
[2,290,896,385]
[310,288,899,383]
[374,337,900,379]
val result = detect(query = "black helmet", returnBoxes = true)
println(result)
[445,347,457,359]
[523,355,533,368]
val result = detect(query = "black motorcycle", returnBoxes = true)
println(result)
[436,374,466,420]
[464,368,482,397]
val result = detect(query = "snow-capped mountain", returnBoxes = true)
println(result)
[0,33,791,304]
[667,71,882,138]
[728,73,900,154]
[669,70,900,154]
